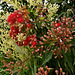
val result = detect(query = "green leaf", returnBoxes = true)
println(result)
[12,39,25,54]
[36,21,40,28]
[70,38,75,46]
[36,56,42,59]
[0,69,5,72]
[48,0,63,3]
[14,64,18,73]
[42,51,53,65]
[34,64,36,75]
[0,56,5,60]
[29,62,34,75]
[65,62,72,75]
[73,58,75,65]
[39,17,45,20]
[62,51,74,73]
[13,72,18,75]
[29,12,35,19]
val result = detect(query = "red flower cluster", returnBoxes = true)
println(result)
[22,36,31,46]
[54,23,61,28]
[16,41,23,46]
[7,8,37,47]
[7,11,23,25]
[22,34,37,47]
[9,25,20,39]
[17,17,24,23]
[15,34,37,47]
[30,34,37,47]
[26,23,31,28]
[9,25,37,46]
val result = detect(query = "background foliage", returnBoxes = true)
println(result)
[0,0,75,75]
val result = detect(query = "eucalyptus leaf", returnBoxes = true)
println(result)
[62,51,74,73]
[36,56,42,59]
[34,64,36,75]
[42,51,53,65]
[73,58,75,65]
